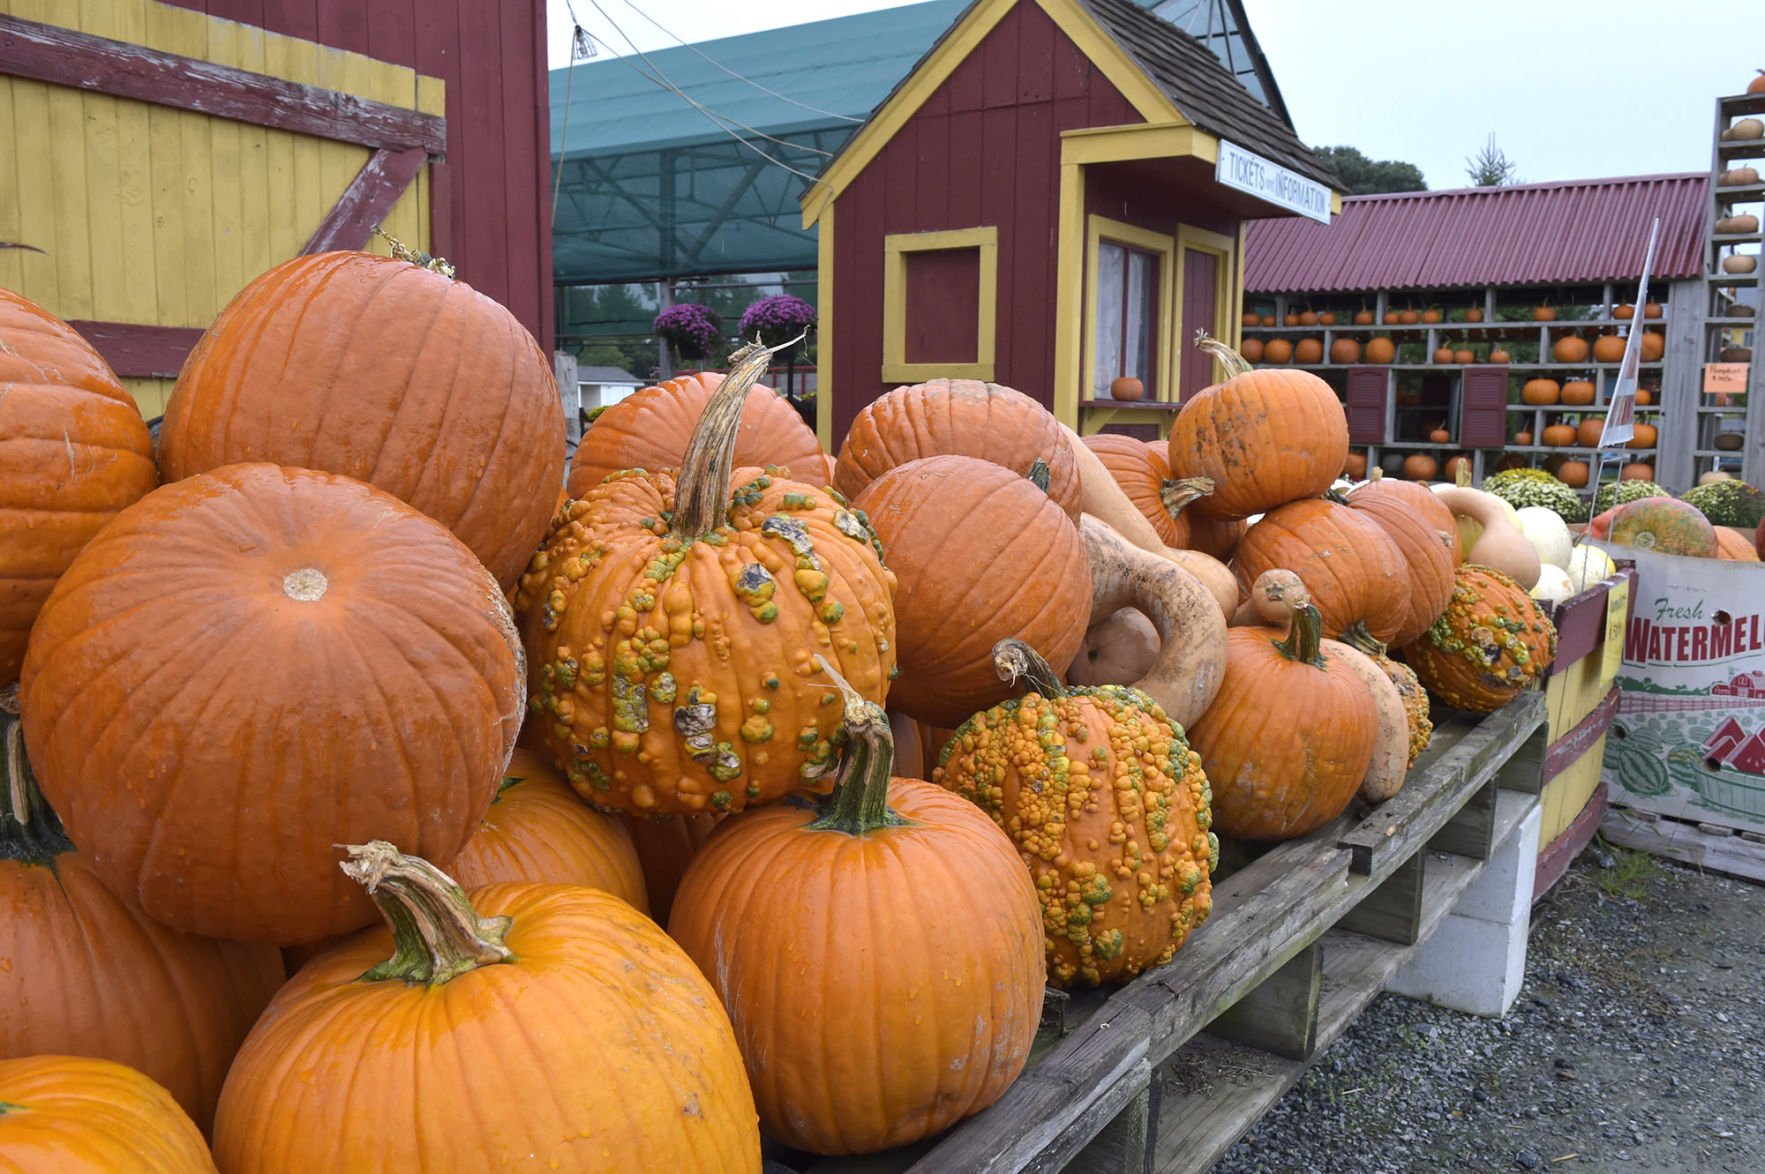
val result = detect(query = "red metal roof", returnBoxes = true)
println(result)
[1245,172,1709,293]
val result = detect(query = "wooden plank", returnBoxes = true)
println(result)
[205,15,246,309]
[1542,688,1619,786]
[67,321,202,378]
[1428,777,1497,859]
[1534,780,1607,899]
[229,19,273,288]
[0,12,445,151]
[142,0,203,328]
[1206,941,1321,1062]
[301,144,425,253]
[1545,582,1610,674]
[1068,1079,1156,1174]
[1337,851,1423,945]
[1603,806,1765,883]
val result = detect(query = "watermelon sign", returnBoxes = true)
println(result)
[1600,542,1765,834]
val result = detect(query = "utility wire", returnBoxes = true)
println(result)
[551,20,597,226]
[614,0,863,124]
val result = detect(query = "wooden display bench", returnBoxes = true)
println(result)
[771,694,1547,1174]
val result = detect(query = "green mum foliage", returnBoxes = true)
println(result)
[1483,467,1558,490]
[1680,480,1765,529]
[1592,480,1671,515]
[1485,473,1589,523]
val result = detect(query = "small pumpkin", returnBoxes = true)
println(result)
[1383,309,1402,325]
[1404,453,1440,481]
[1589,334,1623,363]
[1365,337,1396,364]
[1522,378,1561,405]
[1719,167,1761,186]
[1399,565,1556,713]
[1466,307,1485,323]
[1240,337,1266,362]
[1640,331,1665,362]
[1715,527,1760,562]
[1444,456,1472,482]
[1232,498,1407,649]
[1622,462,1655,481]
[1110,375,1146,401]
[1542,423,1577,447]
[1421,307,1442,324]
[1399,308,1420,325]
[1434,345,1455,364]
[1749,70,1765,95]
[1577,417,1605,447]
[1345,451,1368,479]
[1533,306,1558,322]
[1636,386,1654,405]
[1259,314,1276,327]
[1241,311,1262,328]
[1716,214,1761,234]
[1561,380,1596,406]
[1629,422,1658,449]
[1298,309,1319,326]
[1558,460,1590,488]
[1355,309,1376,325]
[1515,430,1534,446]
[1643,302,1663,319]
[1295,338,1324,364]
[1489,347,1511,364]
[1320,312,1338,326]
[1723,254,1758,275]
[1614,303,1636,320]
[1331,337,1362,364]
[672,666,1044,1153]
[0,1056,218,1172]
[1262,338,1294,364]
[1453,348,1475,364]
[1429,425,1452,443]
[1553,335,1590,363]
[1283,312,1301,327]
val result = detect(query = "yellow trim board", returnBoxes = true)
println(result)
[1173,223,1234,396]
[1053,161,1085,427]
[815,203,836,452]
[1060,123,1217,167]
[802,0,1184,228]
[1081,214,1175,407]
[880,226,999,384]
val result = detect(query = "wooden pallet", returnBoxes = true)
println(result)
[1601,802,1765,884]
[778,693,1547,1174]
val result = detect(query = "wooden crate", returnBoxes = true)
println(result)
[772,693,1547,1174]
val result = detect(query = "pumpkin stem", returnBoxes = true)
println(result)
[1159,476,1215,518]
[672,335,802,537]
[1195,331,1253,379]
[992,638,1068,699]
[339,841,513,986]
[0,687,73,867]
[1026,459,1052,494]
[1274,599,1327,668]
[1342,622,1389,658]
[371,226,455,279]
[806,655,905,836]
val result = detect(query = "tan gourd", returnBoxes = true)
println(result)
[1430,486,1542,589]
[1065,608,1158,687]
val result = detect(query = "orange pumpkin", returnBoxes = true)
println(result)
[671,674,1043,1154]
[20,464,524,945]
[1429,425,1452,443]
[1284,312,1301,327]
[1515,430,1534,446]
[1240,337,1266,362]
[1330,337,1362,364]
[1466,307,1485,323]
[1262,338,1294,364]
[1362,337,1393,363]
[1553,335,1590,363]
[1622,462,1656,481]
[1241,311,1262,328]
[1522,378,1561,405]
[1561,380,1596,406]
[1383,310,1402,325]
[1614,303,1636,320]
[0,1056,218,1172]
[834,378,1081,520]
[1346,479,1459,646]
[1082,434,1214,549]
[1444,455,1473,482]
[1168,338,1348,519]
[1434,346,1455,364]
[1577,417,1605,447]
[1295,337,1324,364]
[1592,334,1626,363]
[1404,453,1440,480]
[214,844,760,1169]
[1641,331,1664,361]
[1489,347,1511,364]
[1345,450,1369,479]
[1558,460,1590,488]
[1636,386,1654,406]
[1232,498,1407,648]
[159,250,565,590]
[620,812,721,924]
[1400,566,1556,713]
[1542,423,1577,447]
[1643,301,1664,318]
[1533,306,1558,322]
[1716,527,1761,561]
[1319,312,1338,326]
[0,289,157,684]
[1629,422,1658,449]
[1421,308,1443,324]
[1355,309,1376,325]
[1298,310,1319,326]
[1399,308,1420,325]
[1453,348,1475,364]
[1187,591,1378,840]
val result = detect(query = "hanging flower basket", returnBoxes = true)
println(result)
[737,295,816,355]
[653,303,723,363]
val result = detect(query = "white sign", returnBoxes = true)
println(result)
[1596,218,1660,451]
[1216,140,1332,224]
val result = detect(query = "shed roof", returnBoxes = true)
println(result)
[1244,172,1710,293]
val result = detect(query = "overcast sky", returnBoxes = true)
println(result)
[544,0,1758,190]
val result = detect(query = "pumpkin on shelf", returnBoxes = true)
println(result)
[1592,334,1626,363]
[1294,337,1324,364]
[1561,380,1596,406]
[672,664,1045,1153]
[1749,70,1765,95]
[1558,460,1590,488]
[1259,314,1276,327]
[1542,423,1577,447]
[1262,338,1294,364]
[1110,375,1146,401]
[1553,335,1590,363]
[1643,302,1663,319]
[1444,455,1473,482]
[1636,387,1654,405]
[1365,336,1397,364]
[1284,311,1301,327]
[1403,454,1439,481]
[1466,307,1485,323]
[1241,311,1262,328]
[1489,347,1512,364]
[1345,450,1368,479]
[214,844,760,1170]
[0,1056,218,1173]
[1331,337,1362,364]
[523,342,899,815]
[1522,378,1561,405]
[1382,309,1401,325]
[1399,308,1420,325]
[1576,417,1605,447]
[1433,345,1455,364]
[1429,425,1452,444]
[1614,303,1636,320]
[1629,422,1659,449]
[1355,308,1376,325]
[1622,462,1656,482]
[1514,430,1534,446]
[1716,213,1761,234]
[1400,565,1555,713]
[1240,337,1266,362]
[1533,306,1558,322]
[1719,167,1761,187]
[1298,309,1319,326]
[1232,498,1407,648]
[1319,311,1338,326]
[1421,307,1443,324]
[1453,347,1475,364]
[1186,580,1378,840]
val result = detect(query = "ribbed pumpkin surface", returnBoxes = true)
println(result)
[1168,366,1348,518]
[1345,479,1460,646]
[1233,498,1408,647]
[157,251,565,589]
[0,288,157,683]
[0,1056,217,1172]
[1083,433,1185,546]
[620,811,722,923]
[1400,565,1556,713]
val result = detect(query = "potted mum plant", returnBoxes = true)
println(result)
[738,294,817,406]
[652,303,723,368]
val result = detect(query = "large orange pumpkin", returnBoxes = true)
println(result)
[1081,433,1216,549]
[157,251,565,589]
[1716,527,1761,562]
[1168,337,1349,519]
[1232,498,1408,649]
[834,378,1081,520]
[669,672,1043,1155]
[567,373,823,498]
[854,454,1089,726]
[19,464,524,944]
[214,844,759,1170]
[1331,337,1362,364]
[620,812,722,923]
[0,1055,218,1172]
[1400,565,1556,712]
[1186,594,1378,840]
[1,702,285,1134]
[446,748,648,909]
[0,289,157,683]
[934,640,1215,987]
[520,343,897,815]
[1345,479,1460,646]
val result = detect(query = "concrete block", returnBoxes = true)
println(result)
[1453,803,1543,925]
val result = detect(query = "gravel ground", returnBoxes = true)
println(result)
[1211,847,1765,1173]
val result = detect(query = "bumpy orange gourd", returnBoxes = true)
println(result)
[19,464,523,945]
[0,1056,218,1172]
[835,378,1082,520]
[446,749,648,909]
[157,251,564,589]
[1400,565,1556,712]
[1081,434,1216,550]
[215,844,759,1170]
[0,289,157,684]
[1168,337,1349,519]
[1186,597,1378,840]
[1345,478,1460,646]
[567,373,824,497]
[1232,498,1408,649]
[1,705,285,1135]
[854,454,1088,726]
[519,343,897,815]
[669,671,1042,1155]
[935,641,1215,987]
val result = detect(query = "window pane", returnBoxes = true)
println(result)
[1127,251,1152,386]
[1095,243,1126,396]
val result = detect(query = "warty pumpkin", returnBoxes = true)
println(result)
[1399,565,1556,712]
[1232,498,1408,650]
[1186,593,1378,840]
[519,342,898,814]
[0,1055,218,1173]
[853,454,1087,726]
[834,378,1082,520]
[937,639,1214,987]
[1168,335,1349,519]
[566,372,825,498]
[214,844,760,1170]
[669,665,1043,1154]
[0,288,157,684]
[19,463,524,944]
[1345,478,1460,646]
[1,697,285,1135]
[157,249,565,590]
[446,748,648,909]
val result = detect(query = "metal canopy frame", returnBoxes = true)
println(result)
[1147,0,1291,127]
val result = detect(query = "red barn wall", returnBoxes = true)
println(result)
[164,0,553,350]
[830,0,1139,443]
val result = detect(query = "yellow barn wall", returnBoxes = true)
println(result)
[0,0,443,417]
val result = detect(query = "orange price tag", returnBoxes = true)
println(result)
[1705,363,1749,394]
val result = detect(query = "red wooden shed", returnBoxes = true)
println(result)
[801,0,1341,446]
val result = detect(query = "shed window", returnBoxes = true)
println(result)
[1094,241,1159,398]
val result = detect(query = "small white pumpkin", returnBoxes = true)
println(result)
[1567,543,1617,591]
[1515,506,1573,570]
[1530,563,1573,606]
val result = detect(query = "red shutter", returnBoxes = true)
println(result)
[1459,367,1511,449]
[1344,367,1387,444]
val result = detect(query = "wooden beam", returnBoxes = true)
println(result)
[1542,689,1620,786]
[0,14,445,154]
[1338,851,1425,945]
[68,321,203,379]
[1206,941,1322,1061]
[303,147,429,254]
